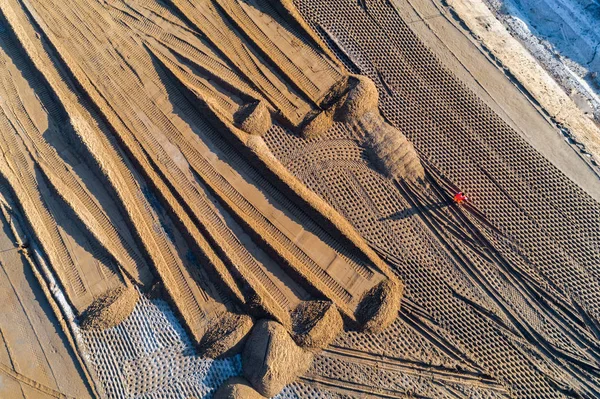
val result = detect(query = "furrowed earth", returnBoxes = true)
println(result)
[0,0,598,398]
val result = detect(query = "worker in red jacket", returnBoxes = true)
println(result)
[453,191,468,204]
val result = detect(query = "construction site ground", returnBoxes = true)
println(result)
[381,0,600,201]
[0,0,598,398]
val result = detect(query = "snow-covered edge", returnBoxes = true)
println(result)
[445,0,600,169]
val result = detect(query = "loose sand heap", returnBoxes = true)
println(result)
[338,75,380,121]
[344,76,425,183]
[196,312,254,359]
[214,377,265,399]
[291,300,343,350]
[80,284,139,330]
[235,101,272,137]
[355,279,405,333]
[301,109,335,140]
[242,320,314,397]
[301,74,425,182]
[363,112,425,183]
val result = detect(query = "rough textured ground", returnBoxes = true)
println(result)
[446,0,600,172]
[0,0,598,398]
[271,0,600,397]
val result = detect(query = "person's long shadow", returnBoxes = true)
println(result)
[380,200,451,221]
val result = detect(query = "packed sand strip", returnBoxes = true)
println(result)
[0,10,219,340]
[8,0,296,328]
[265,0,343,67]
[148,0,347,128]
[8,0,400,329]
[0,36,153,289]
[0,109,124,314]
[0,186,96,399]
[0,0,254,356]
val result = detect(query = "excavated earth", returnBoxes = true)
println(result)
[0,0,598,398]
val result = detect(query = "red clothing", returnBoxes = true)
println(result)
[453,192,467,204]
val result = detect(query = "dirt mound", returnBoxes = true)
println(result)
[235,101,272,136]
[79,285,139,330]
[301,109,334,139]
[355,279,403,333]
[292,300,343,351]
[307,73,424,181]
[245,135,276,160]
[337,75,379,121]
[300,74,378,138]
[242,319,314,397]
[362,112,425,183]
[197,312,254,358]
[244,289,293,329]
[214,377,265,399]
[306,73,424,183]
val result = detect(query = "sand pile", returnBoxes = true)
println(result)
[214,377,265,399]
[197,312,254,358]
[335,76,425,183]
[356,279,403,333]
[299,73,425,182]
[244,288,293,329]
[337,75,379,121]
[292,300,343,351]
[301,74,378,138]
[242,319,314,397]
[80,284,139,330]
[235,101,272,137]
[301,110,334,139]
[361,112,425,183]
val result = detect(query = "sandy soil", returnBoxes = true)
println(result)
[387,0,600,202]
[0,189,93,398]
[0,0,403,396]
[444,0,600,176]
[0,0,598,398]
[485,0,600,121]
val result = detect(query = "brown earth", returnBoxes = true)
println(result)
[0,0,598,398]
[0,0,406,396]
[0,185,95,398]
